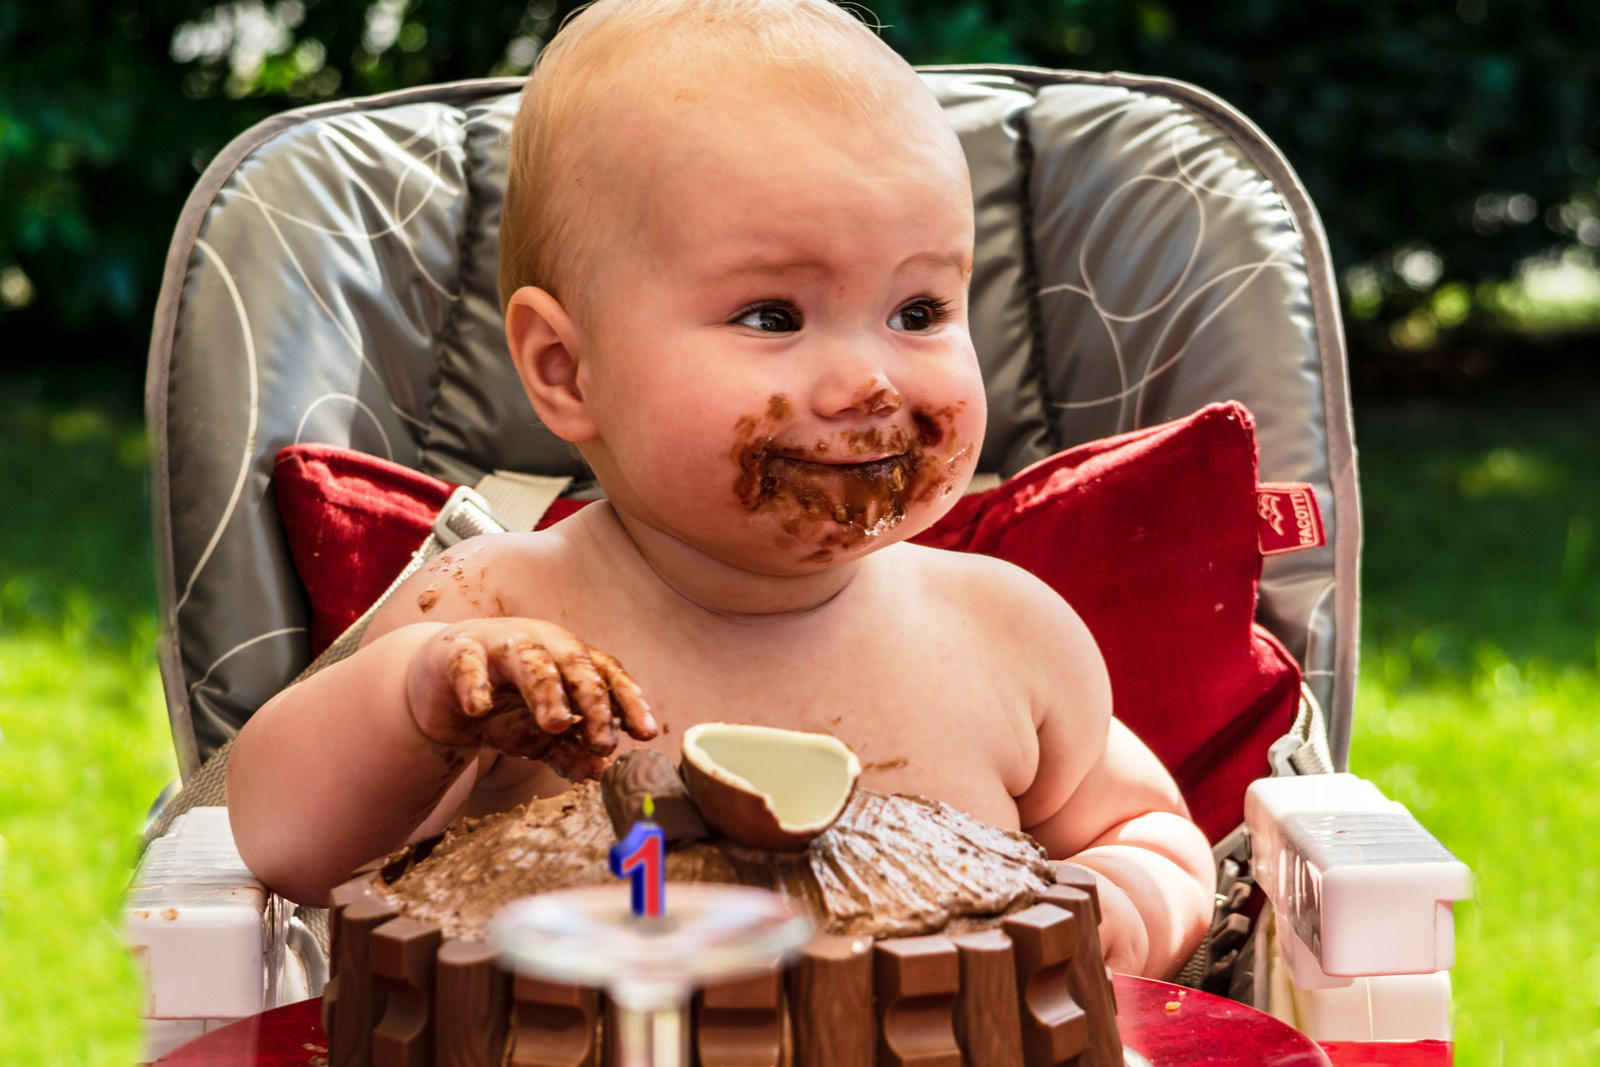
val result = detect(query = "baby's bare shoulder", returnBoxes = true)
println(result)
[361,529,575,644]
[899,544,1096,650]
[891,544,1111,806]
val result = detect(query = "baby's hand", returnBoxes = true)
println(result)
[405,618,658,780]
[1082,869,1152,976]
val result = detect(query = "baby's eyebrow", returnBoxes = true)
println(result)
[897,249,972,276]
[705,257,832,282]
[706,250,969,283]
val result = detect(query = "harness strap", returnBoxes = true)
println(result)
[1269,683,1335,778]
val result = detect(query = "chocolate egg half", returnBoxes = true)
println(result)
[680,723,861,851]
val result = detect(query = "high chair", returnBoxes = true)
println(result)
[133,66,1469,1065]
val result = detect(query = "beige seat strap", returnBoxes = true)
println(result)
[477,470,573,533]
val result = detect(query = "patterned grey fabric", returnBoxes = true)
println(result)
[147,69,1359,779]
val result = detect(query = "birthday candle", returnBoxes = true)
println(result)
[609,794,666,918]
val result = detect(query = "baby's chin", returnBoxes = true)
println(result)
[735,488,964,573]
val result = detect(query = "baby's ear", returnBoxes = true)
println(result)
[505,286,598,443]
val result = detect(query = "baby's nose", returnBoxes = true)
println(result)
[814,374,902,419]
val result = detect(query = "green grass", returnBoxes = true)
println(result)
[1354,664,1599,1063]
[1352,385,1600,1063]
[0,372,1595,1063]
[0,377,177,1066]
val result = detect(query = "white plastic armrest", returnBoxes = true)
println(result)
[1245,773,1472,983]
[125,807,303,1061]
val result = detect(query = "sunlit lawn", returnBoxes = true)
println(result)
[0,370,1595,1064]
[0,376,177,1066]
[1351,385,1600,1064]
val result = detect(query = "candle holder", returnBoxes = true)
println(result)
[489,883,813,1067]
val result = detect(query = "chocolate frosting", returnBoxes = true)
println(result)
[378,782,1055,942]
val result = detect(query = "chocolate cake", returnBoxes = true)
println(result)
[321,749,1122,1067]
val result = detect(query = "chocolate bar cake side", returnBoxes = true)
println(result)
[321,777,1122,1067]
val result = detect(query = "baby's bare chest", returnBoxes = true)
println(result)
[495,597,1038,830]
[651,644,1024,782]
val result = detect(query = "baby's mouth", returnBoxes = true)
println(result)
[770,448,904,467]
[756,452,913,533]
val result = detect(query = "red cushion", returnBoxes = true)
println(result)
[273,448,591,655]
[273,446,456,656]
[274,400,1301,842]
[910,401,1300,842]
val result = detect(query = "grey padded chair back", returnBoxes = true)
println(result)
[147,68,1360,779]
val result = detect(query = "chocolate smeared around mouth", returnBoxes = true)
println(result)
[730,392,968,557]
[763,454,913,535]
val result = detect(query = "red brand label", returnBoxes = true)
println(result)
[1256,483,1326,556]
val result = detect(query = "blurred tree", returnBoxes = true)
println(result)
[872,0,1600,356]
[2,0,1598,372]
[0,0,558,371]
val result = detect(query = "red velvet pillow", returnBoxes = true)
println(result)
[909,402,1303,843]
[273,447,590,654]
[274,401,1312,842]
[273,446,453,656]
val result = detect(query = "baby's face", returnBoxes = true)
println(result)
[572,89,985,574]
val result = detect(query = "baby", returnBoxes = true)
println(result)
[228,0,1215,978]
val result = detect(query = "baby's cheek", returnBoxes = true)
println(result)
[917,398,981,472]
[609,416,736,522]
[948,367,989,452]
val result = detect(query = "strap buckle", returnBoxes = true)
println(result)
[432,485,510,548]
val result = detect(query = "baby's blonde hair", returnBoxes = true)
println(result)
[498,0,933,312]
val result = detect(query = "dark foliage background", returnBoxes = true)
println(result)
[3,0,1598,383]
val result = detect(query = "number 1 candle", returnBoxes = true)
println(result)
[609,793,666,919]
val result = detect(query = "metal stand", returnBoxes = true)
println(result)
[490,884,813,1067]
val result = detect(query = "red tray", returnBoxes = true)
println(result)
[158,974,1332,1065]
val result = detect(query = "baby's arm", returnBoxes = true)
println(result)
[227,539,655,905]
[1007,576,1214,978]
[1025,720,1215,977]
[228,622,481,905]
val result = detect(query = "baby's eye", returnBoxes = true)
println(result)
[888,297,953,332]
[735,303,802,333]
